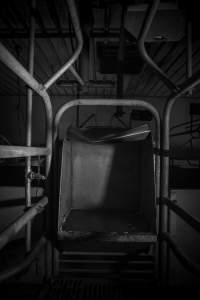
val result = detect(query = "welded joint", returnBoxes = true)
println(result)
[27,171,46,181]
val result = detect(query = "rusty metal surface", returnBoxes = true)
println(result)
[60,210,156,243]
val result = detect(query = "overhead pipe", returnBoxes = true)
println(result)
[0,197,48,251]
[137,0,178,93]
[28,2,84,86]
[44,0,84,89]
[0,42,52,176]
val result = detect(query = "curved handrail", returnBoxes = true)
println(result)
[0,42,52,176]
[44,0,83,89]
[54,98,161,201]
[138,0,178,93]
[162,69,200,202]
[160,68,200,282]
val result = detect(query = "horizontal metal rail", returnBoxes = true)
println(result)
[0,197,48,251]
[0,42,52,175]
[0,236,46,282]
[138,0,178,92]
[163,198,200,234]
[44,0,83,89]
[162,233,200,277]
[59,231,157,243]
[0,146,50,158]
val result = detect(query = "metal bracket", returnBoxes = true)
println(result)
[27,171,46,181]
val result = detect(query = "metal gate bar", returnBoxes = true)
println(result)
[0,197,48,251]
[0,0,83,281]
[137,0,178,93]
[136,0,200,283]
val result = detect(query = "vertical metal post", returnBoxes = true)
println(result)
[25,0,35,252]
[162,71,200,285]
[187,21,192,95]
[116,5,126,116]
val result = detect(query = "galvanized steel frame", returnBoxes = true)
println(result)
[0,0,83,280]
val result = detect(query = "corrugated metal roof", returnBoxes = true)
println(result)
[0,0,199,98]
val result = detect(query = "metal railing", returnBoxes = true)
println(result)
[160,71,200,282]
[137,0,178,93]
[137,0,200,284]
[0,0,200,286]
[0,0,83,281]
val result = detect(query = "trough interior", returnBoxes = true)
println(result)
[57,128,156,238]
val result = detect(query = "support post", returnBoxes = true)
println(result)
[187,21,192,95]
[25,0,36,252]
[161,70,200,284]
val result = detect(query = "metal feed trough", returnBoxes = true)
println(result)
[55,100,160,251]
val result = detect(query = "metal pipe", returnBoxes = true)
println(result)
[0,197,48,251]
[187,21,192,95]
[162,233,200,277]
[69,66,84,86]
[44,0,83,89]
[161,69,200,282]
[162,198,200,234]
[54,98,160,203]
[162,70,200,203]
[25,0,35,253]
[116,5,126,116]
[0,42,52,175]
[0,236,46,282]
[137,0,178,93]
[0,145,50,158]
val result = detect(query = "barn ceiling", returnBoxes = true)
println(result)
[0,0,200,98]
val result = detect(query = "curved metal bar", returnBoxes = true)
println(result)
[0,236,46,282]
[138,0,178,92]
[162,70,200,203]
[162,198,200,234]
[54,98,160,202]
[162,233,200,277]
[0,42,52,175]
[0,197,48,251]
[160,69,200,282]
[44,0,83,89]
